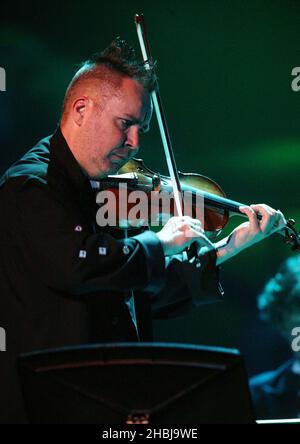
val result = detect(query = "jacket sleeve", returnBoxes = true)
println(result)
[15,180,166,296]
[150,248,224,319]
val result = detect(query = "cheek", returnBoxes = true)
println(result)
[101,127,124,151]
[84,121,107,155]
[84,114,123,155]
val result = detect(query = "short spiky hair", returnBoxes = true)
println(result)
[89,37,157,89]
[258,254,300,331]
[61,37,157,119]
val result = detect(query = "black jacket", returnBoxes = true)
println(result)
[0,127,222,422]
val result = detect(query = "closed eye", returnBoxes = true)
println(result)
[120,119,132,130]
[120,118,149,134]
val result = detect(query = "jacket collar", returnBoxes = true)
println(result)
[48,126,96,220]
[49,126,92,194]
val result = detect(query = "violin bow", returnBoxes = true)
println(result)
[135,14,183,219]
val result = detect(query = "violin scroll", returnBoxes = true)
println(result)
[284,219,300,251]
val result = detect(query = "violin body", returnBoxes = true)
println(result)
[120,158,229,235]
[96,158,228,239]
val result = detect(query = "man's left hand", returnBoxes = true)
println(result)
[215,204,286,264]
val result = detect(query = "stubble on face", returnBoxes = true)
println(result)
[82,77,151,179]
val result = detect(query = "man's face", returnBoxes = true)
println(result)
[80,77,152,179]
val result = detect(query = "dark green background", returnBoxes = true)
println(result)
[1,0,300,375]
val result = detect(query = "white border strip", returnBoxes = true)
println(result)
[257,419,300,424]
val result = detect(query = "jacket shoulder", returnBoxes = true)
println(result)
[0,135,52,189]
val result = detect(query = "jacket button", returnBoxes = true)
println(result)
[122,245,130,255]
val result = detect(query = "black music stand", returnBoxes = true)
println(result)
[18,342,255,424]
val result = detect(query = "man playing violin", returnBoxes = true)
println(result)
[0,38,286,423]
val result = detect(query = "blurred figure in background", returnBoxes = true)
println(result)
[250,254,300,419]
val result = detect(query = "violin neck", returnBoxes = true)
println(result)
[203,191,245,216]
[164,182,246,216]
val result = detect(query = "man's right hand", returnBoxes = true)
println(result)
[156,216,214,256]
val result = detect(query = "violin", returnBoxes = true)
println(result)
[94,157,300,251]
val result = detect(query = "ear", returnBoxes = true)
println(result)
[72,96,89,126]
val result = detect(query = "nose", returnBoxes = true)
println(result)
[125,125,139,150]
